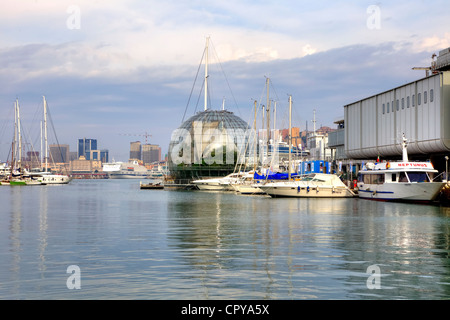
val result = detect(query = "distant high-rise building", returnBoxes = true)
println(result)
[78,138,97,160]
[142,144,161,165]
[69,151,78,161]
[89,150,100,161]
[49,144,70,163]
[130,141,141,161]
[100,149,109,163]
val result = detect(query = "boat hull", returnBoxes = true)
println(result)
[41,175,71,184]
[194,182,228,191]
[357,182,445,202]
[260,185,355,198]
[235,184,265,195]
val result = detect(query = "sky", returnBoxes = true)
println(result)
[0,0,449,161]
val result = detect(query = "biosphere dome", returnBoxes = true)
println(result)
[168,109,251,184]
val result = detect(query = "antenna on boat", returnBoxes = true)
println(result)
[401,133,409,162]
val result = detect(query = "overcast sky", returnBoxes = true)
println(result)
[0,1,449,161]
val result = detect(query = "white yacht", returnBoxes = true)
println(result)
[256,95,355,198]
[103,160,151,179]
[192,172,247,191]
[258,173,355,198]
[36,172,71,184]
[356,135,445,203]
[228,172,266,194]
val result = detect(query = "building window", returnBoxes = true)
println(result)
[412,94,415,107]
[407,96,410,108]
[430,89,434,102]
[424,91,427,104]
[387,102,390,113]
[401,98,405,109]
[418,93,421,105]
[396,99,399,111]
[392,101,394,112]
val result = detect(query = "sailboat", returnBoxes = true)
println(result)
[257,96,355,198]
[1,99,44,185]
[30,96,71,184]
[232,78,285,195]
[231,99,264,194]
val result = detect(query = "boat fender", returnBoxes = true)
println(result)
[332,186,335,193]
[297,186,300,193]
[316,186,319,193]
[307,186,310,193]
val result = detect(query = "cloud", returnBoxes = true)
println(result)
[1,1,450,160]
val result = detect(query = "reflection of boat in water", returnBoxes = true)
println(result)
[103,160,151,179]
[357,135,445,203]
[258,173,355,198]
[140,180,164,189]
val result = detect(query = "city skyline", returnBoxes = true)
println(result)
[1,2,449,161]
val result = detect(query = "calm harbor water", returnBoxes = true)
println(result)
[0,179,449,300]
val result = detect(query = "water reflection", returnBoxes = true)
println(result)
[1,181,449,299]
[167,192,450,299]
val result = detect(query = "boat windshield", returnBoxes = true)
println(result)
[406,172,430,182]
[300,174,326,182]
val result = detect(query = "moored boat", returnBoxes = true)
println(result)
[192,172,247,191]
[140,181,164,189]
[103,160,151,179]
[356,135,446,203]
[258,173,355,198]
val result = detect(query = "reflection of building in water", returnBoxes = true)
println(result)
[165,192,352,297]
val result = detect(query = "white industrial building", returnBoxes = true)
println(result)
[344,48,450,160]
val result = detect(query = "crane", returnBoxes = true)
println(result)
[119,131,152,144]
[412,53,438,77]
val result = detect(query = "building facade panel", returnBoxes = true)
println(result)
[345,71,450,159]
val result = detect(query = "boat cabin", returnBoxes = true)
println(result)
[357,161,436,185]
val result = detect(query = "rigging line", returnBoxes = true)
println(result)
[193,78,205,115]
[46,104,70,174]
[210,39,241,117]
[0,103,15,143]
[182,47,206,123]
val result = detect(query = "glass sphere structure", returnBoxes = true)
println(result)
[168,110,251,184]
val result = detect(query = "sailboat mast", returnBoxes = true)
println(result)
[43,96,48,172]
[14,100,17,167]
[40,121,43,165]
[17,99,22,171]
[266,78,270,145]
[254,100,257,169]
[204,37,209,111]
[288,95,292,180]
